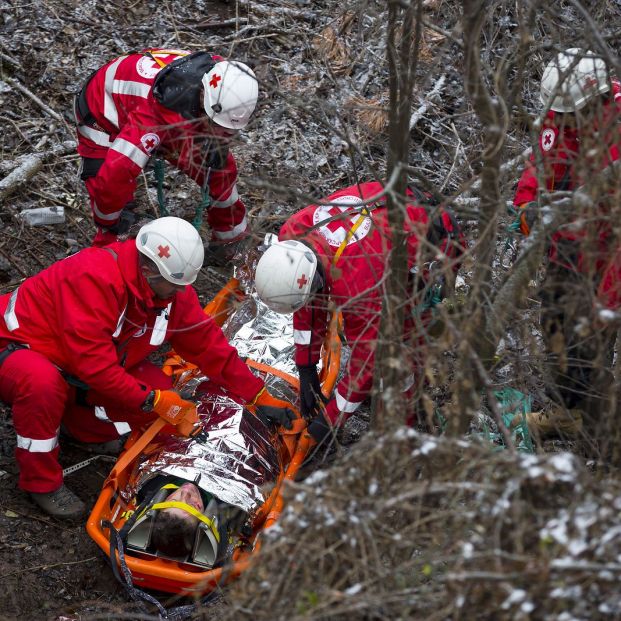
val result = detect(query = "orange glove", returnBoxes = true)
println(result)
[152,389,199,437]
[249,387,296,429]
[177,408,201,438]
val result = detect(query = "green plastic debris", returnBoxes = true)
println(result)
[479,388,535,453]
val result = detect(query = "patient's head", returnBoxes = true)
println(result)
[151,482,204,557]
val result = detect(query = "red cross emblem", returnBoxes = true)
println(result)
[158,245,171,259]
[144,136,157,150]
[543,133,552,146]
[322,207,347,234]
[209,74,221,89]
[297,274,308,289]
[583,76,598,90]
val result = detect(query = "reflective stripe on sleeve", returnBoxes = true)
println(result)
[150,303,171,346]
[211,186,239,209]
[93,201,124,223]
[77,124,113,148]
[103,56,126,129]
[95,406,109,422]
[293,329,312,345]
[110,138,150,169]
[212,215,248,240]
[112,80,150,99]
[335,390,362,414]
[95,406,131,435]
[16,430,59,453]
[4,288,19,332]
[114,421,131,434]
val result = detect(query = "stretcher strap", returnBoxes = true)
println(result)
[332,205,371,265]
[104,519,168,617]
[149,501,221,542]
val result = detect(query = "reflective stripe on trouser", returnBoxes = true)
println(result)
[62,360,172,443]
[0,348,69,492]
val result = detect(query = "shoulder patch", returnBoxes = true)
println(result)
[140,133,161,153]
[136,56,162,79]
[312,196,373,248]
[541,128,555,152]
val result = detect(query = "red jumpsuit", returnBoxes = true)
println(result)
[0,241,263,493]
[75,48,247,246]
[513,80,621,297]
[280,182,463,426]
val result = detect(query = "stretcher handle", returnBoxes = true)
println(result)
[106,418,166,486]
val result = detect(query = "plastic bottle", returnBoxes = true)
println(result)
[16,206,65,226]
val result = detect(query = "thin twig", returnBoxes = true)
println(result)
[1,556,97,579]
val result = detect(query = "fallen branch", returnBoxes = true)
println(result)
[0,140,76,203]
[3,76,64,122]
[196,17,249,29]
[236,0,316,22]
[409,74,446,130]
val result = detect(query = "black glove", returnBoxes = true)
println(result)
[307,413,331,444]
[107,202,142,236]
[298,365,327,420]
[255,404,296,430]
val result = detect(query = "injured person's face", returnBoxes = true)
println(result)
[165,482,204,519]
[150,482,205,557]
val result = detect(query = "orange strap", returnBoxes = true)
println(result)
[246,359,300,390]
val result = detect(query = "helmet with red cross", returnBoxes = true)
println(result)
[202,61,258,130]
[136,217,204,285]
[255,238,320,314]
[540,48,611,113]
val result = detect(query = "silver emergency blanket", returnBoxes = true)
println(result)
[126,394,280,513]
[223,292,299,381]
[122,290,300,513]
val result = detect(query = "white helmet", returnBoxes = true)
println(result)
[540,48,610,113]
[255,239,318,314]
[136,217,204,286]
[202,61,258,129]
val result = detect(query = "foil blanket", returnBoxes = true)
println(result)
[123,293,299,514]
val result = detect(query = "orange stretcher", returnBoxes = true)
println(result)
[86,278,341,596]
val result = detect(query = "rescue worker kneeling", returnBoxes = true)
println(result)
[254,182,464,444]
[0,216,293,519]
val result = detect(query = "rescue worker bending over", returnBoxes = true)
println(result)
[0,217,293,519]
[512,48,621,439]
[74,48,257,254]
[254,182,464,444]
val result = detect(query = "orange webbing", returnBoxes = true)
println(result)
[202,277,244,327]
[246,359,300,389]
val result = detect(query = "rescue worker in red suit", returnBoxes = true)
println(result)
[254,182,464,443]
[512,48,621,437]
[0,217,294,518]
[74,48,257,253]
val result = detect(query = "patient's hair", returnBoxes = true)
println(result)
[151,511,196,557]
